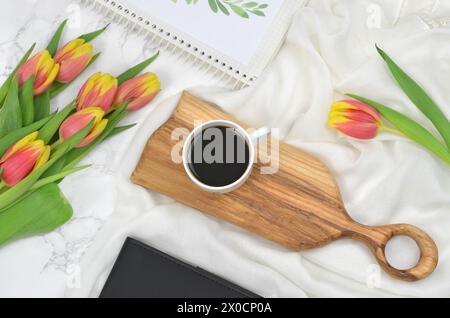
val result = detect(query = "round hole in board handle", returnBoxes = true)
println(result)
[385,235,420,270]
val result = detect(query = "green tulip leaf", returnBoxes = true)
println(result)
[41,155,66,180]
[34,91,51,121]
[348,94,450,166]
[117,52,160,85]
[0,183,73,246]
[0,43,36,106]
[79,24,109,42]
[0,183,73,245]
[107,124,137,139]
[20,75,35,126]
[47,20,68,56]
[0,77,22,139]
[38,100,75,144]
[0,116,52,155]
[32,165,91,191]
[15,186,73,237]
[376,45,450,150]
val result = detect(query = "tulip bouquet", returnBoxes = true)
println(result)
[329,46,450,167]
[0,21,161,246]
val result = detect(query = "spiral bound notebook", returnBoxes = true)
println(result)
[78,0,304,89]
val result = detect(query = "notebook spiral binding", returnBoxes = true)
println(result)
[77,0,251,90]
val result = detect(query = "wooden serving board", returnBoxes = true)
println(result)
[131,92,438,281]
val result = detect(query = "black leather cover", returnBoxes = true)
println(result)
[100,237,260,298]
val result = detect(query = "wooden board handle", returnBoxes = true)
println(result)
[348,223,438,281]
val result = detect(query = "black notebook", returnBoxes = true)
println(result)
[100,237,260,298]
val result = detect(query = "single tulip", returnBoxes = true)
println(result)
[77,73,118,112]
[0,132,50,187]
[113,72,160,111]
[16,50,60,96]
[59,107,108,148]
[328,100,387,139]
[54,38,93,84]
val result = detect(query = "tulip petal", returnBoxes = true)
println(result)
[34,51,54,87]
[77,107,104,125]
[77,73,101,107]
[54,39,86,62]
[16,53,42,86]
[332,100,381,121]
[96,86,117,112]
[18,50,60,97]
[33,146,51,171]
[78,73,101,97]
[334,121,378,140]
[115,75,145,101]
[114,72,160,111]
[59,113,93,141]
[77,119,108,148]
[2,154,36,186]
[330,109,377,124]
[34,64,60,96]
[0,132,38,164]
[59,107,105,143]
[126,92,159,111]
[328,114,350,126]
[1,143,43,186]
[55,40,93,84]
[77,73,117,112]
[57,54,92,83]
[17,50,59,97]
[329,100,382,140]
[97,73,117,95]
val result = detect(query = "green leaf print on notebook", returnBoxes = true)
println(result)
[171,0,269,19]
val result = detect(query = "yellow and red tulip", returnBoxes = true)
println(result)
[59,107,108,148]
[77,73,118,112]
[328,100,382,139]
[0,132,50,187]
[16,50,60,96]
[54,39,93,84]
[113,72,160,111]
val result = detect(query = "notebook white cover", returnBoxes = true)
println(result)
[79,0,304,88]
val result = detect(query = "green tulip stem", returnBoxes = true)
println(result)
[379,124,404,136]
[50,139,63,150]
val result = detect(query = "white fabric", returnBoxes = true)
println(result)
[60,0,450,297]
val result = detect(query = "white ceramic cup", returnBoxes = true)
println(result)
[182,120,269,194]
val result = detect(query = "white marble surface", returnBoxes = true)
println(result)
[0,0,216,297]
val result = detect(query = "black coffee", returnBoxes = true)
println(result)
[187,126,250,187]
